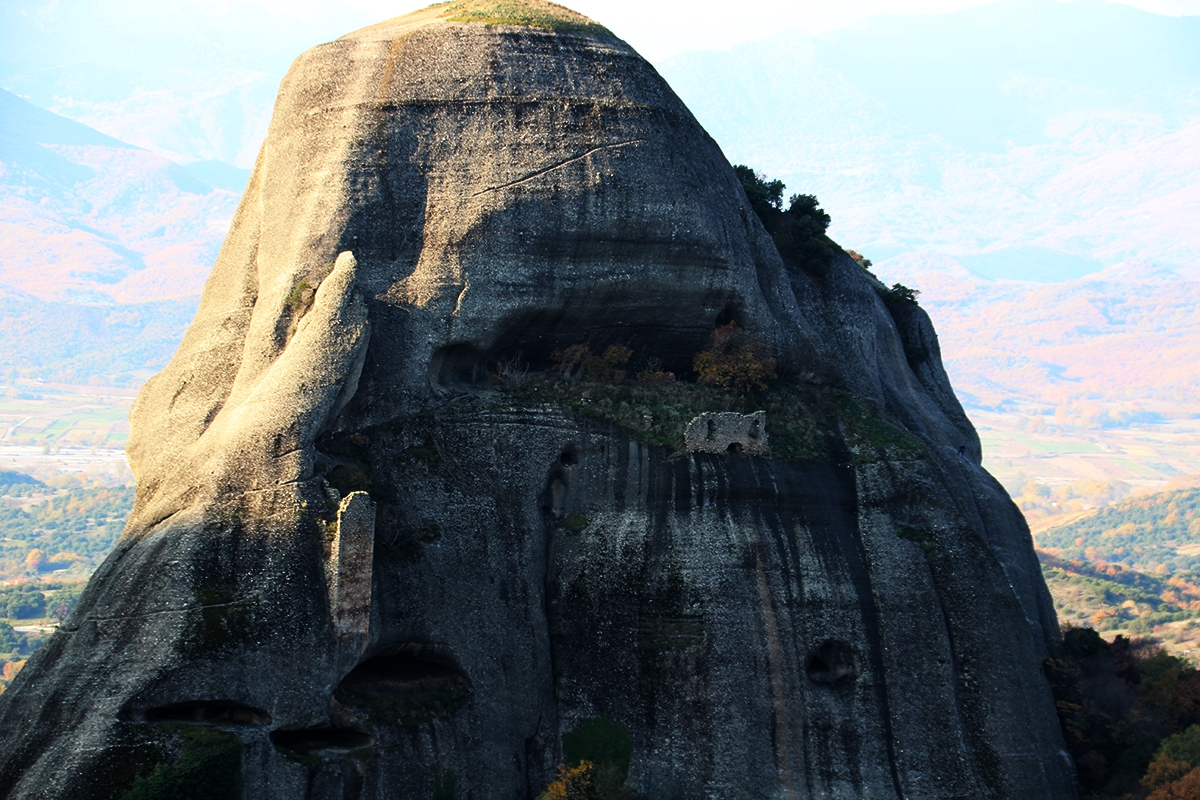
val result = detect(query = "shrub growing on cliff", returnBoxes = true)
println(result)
[733,165,835,273]
[490,353,530,389]
[635,359,675,387]
[538,717,638,800]
[734,165,784,220]
[540,761,596,800]
[582,346,633,383]
[693,323,776,394]
[877,283,920,308]
[552,344,591,379]
[551,345,633,383]
[563,718,633,785]
[845,249,873,268]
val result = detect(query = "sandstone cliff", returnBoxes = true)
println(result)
[0,2,1076,798]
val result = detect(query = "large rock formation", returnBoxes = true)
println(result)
[0,2,1077,798]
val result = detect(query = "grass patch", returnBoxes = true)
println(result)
[557,513,589,534]
[440,0,612,34]
[510,374,923,463]
[280,262,334,343]
[835,395,925,462]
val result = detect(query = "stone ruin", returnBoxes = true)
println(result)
[684,411,768,455]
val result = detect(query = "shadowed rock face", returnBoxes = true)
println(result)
[0,3,1076,798]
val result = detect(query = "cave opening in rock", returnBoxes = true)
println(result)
[270,727,374,754]
[144,700,270,727]
[429,343,486,386]
[334,645,470,726]
[807,640,858,683]
[430,300,729,388]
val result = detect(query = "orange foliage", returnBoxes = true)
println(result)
[2,660,25,683]
[23,549,44,574]
[635,359,675,387]
[693,323,776,394]
[1149,766,1200,800]
[581,346,632,384]
[539,760,595,800]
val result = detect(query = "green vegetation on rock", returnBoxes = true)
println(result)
[563,718,632,777]
[512,371,921,463]
[551,717,637,800]
[733,164,837,275]
[896,523,936,559]
[876,282,921,309]
[179,584,252,657]
[558,513,589,534]
[121,725,242,800]
[441,0,612,34]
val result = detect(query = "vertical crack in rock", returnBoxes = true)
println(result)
[331,491,376,656]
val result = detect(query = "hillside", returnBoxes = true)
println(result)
[0,90,237,384]
[1033,483,1200,662]
[861,250,1200,494]
[0,476,129,694]
[0,1,318,168]
[0,481,131,581]
[872,253,1200,412]
[659,0,1200,276]
[1037,485,1200,574]
[1040,552,1200,638]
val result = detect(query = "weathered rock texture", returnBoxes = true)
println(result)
[0,2,1077,798]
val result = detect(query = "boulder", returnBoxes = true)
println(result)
[0,2,1075,798]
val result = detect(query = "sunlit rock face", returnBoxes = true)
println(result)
[0,2,1076,798]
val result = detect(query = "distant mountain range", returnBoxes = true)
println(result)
[0,0,347,169]
[0,90,232,384]
[660,0,1200,278]
[0,90,239,303]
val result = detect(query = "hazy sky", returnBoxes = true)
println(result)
[232,0,1200,60]
[4,0,1198,88]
